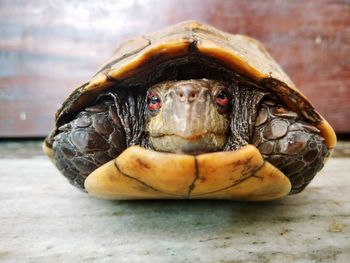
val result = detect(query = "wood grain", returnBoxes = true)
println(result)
[0,0,349,137]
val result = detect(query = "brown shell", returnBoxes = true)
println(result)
[44,21,337,200]
[46,20,336,150]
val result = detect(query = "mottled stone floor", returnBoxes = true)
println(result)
[0,141,349,263]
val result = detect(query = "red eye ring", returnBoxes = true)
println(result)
[147,92,161,111]
[216,90,229,107]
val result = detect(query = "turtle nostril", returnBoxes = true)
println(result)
[175,85,201,102]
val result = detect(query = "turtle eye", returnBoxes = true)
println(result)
[216,90,230,108]
[147,91,161,111]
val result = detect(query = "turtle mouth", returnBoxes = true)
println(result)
[149,132,227,155]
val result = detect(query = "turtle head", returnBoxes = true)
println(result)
[145,79,231,154]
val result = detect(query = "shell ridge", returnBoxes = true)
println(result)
[94,37,152,77]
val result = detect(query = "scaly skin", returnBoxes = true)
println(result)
[252,99,328,193]
[52,99,126,189]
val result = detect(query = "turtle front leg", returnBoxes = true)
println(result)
[252,99,329,194]
[52,98,127,190]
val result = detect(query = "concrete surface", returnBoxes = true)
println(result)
[0,141,349,263]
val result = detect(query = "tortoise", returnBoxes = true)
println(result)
[43,21,336,201]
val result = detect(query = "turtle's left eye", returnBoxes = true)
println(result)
[147,92,161,111]
[216,90,230,107]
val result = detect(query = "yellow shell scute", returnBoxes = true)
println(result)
[192,145,291,200]
[84,160,178,200]
[85,145,291,201]
[115,146,195,195]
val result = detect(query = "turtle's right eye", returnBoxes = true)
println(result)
[147,92,161,111]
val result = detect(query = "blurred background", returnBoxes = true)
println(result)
[0,0,349,138]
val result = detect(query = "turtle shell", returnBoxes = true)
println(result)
[44,21,336,200]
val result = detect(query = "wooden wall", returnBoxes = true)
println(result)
[0,0,349,137]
